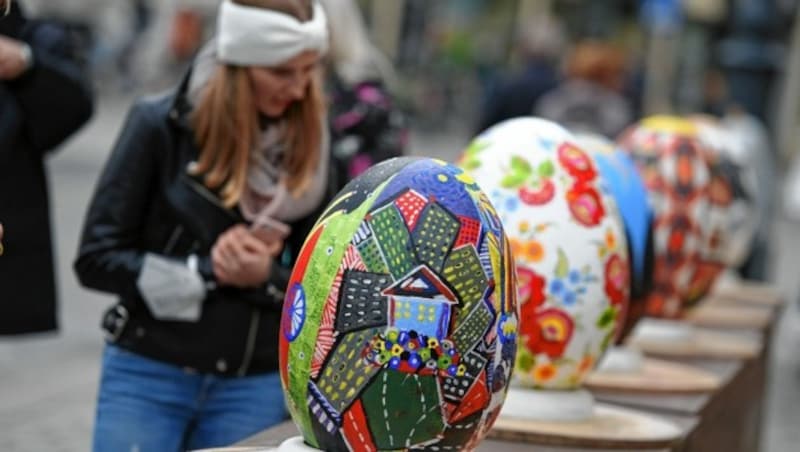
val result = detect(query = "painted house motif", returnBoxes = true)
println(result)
[383,265,458,340]
[315,327,384,416]
[442,245,488,316]
[442,351,487,403]
[367,204,416,279]
[394,189,428,230]
[455,215,482,248]
[352,223,389,274]
[452,299,494,354]
[411,202,460,273]
[336,270,391,334]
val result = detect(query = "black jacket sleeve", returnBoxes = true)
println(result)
[10,20,93,154]
[73,102,161,302]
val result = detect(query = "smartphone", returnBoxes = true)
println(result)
[250,216,291,243]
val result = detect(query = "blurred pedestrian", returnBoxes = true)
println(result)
[536,40,633,138]
[115,0,153,89]
[132,0,220,89]
[475,14,564,134]
[74,0,335,450]
[321,0,407,182]
[0,0,93,335]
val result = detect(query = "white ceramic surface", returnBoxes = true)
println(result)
[500,386,595,422]
[461,118,629,390]
[631,318,694,343]
[596,346,646,374]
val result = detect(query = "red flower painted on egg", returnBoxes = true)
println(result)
[520,307,574,359]
[566,183,605,227]
[558,142,597,182]
[517,266,546,308]
[518,179,555,206]
[604,253,629,306]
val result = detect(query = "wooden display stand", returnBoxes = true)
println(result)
[489,403,687,450]
[592,357,755,452]
[225,285,779,452]
[594,312,775,452]
[232,416,697,452]
[685,303,773,331]
[702,280,784,350]
[711,280,784,308]
[485,385,687,449]
[585,357,721,394]
[627,327,762,360]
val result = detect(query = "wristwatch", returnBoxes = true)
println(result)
[19,42,33,71]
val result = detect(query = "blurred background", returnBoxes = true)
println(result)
[3,0,800,450]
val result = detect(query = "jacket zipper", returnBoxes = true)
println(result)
[163,225,184,253]
[184,174,256,375]
[237,309,261,376]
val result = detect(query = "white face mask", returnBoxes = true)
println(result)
[216,0,329,67]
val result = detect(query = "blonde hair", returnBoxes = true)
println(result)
[190,0,325,207]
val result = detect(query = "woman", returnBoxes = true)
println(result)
[1,0,94,334]
[74,0,335,450]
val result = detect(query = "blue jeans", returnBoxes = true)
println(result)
[93,344,287,452]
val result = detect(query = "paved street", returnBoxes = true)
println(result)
[1,94,799,451]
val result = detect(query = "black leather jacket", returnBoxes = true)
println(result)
[74,75,337,376]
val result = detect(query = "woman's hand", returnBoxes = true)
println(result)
[211,224,283,288]
[0,35,30,80]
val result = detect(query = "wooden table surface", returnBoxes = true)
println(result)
[236,416,698,452]
[591,359,741,416]
[231,289,781,452]
[592,345,766,451]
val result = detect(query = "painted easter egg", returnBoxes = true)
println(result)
[691,115,759,269]
[279,157,519,451]
[617,116,717,317]
[574,132,654,340]
[721,111,773,245]
[460,118,629,390]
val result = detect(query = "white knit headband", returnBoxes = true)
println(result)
[217,0,329,67]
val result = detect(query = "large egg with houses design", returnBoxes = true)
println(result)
[279,158,519,451]
[460,118,629,390]
[617,116,718,317]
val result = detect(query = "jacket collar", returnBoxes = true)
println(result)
[168,69,194,131]
[167,68,245,222]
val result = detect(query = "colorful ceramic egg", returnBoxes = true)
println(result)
[721,111,774,241]
[574,132,654,340]
[691,116,759,269]
[460,118,629,390]
[617,116,716,317]
[279,158,519,451]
